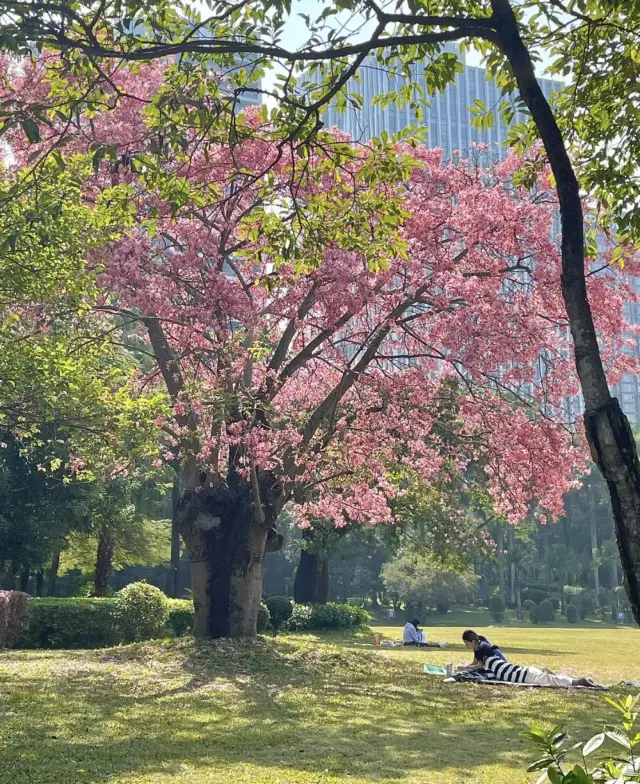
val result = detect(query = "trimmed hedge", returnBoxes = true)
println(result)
[167,599,194,637]
[265,596,293,633]
[286,602,370,631]
[566,603,579,624]
[114,582,169,642]
[257,602,270,633]
[23,598,118,649]
[489,595,505,623]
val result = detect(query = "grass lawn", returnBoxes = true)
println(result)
[0,615,638,784]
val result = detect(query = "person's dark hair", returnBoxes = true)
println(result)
[411,618,421,628]
[462,630,481,643]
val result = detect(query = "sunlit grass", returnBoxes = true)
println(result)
[0,620,637,784]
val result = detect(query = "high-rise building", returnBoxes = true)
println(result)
[311,52,640,425]
[316,51,558,159]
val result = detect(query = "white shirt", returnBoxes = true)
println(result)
[403,622,426,643]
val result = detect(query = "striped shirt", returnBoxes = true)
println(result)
[482,655,529,684]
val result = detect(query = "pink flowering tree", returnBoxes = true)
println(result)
[3,57,639,637]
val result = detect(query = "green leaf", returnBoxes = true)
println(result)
[547,767,564,784]
[582,733,605,756]
[22,117,40,143]
[605,727,632,749]
[528,758,556,773]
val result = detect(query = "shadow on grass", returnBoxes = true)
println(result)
[0,637,614,784]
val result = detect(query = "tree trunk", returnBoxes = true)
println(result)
[47,549,60,596]
[177,475,283,639]
[293,529,329,604]
[497,525,506,602]
[167,470,182,598]
[19,567,30,593]
[94,527,116,598]
[491,0,640,623]
[589,496,601,604]
[508,525,516,606]
[35,570,44,597]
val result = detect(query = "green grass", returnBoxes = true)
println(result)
[0,621,638,784]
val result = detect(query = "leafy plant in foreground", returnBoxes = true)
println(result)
[523,694,640,782]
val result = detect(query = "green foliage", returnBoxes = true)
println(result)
[114,582,170,643]
[0,590,29,647]
[166,599,194,637]
[566,603,579,624]
[538,598,555,623]
[522,588,550,605]
[579,592,595,621]
[529,604,541,624]
[523,694,640,783]
[257,602,270,634]
[286,602,369,631]
[523,599,535,611]
[489,594,505,623]
[265,596,293,634]
[381,551,477,613]
[22,598,117,649]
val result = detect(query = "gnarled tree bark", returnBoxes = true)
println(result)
[176,461,283,638]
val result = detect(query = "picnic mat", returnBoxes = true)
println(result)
[442,671,608,690]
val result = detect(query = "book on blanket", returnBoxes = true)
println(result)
[423,664,447,675]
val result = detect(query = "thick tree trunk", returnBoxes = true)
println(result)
[35,570,44,597]
[19,567,30,593]
[491,0,640,623]
[94,527,116,598]
[293,530,329,604]
[177,475,283,639]
[47,549,60,596]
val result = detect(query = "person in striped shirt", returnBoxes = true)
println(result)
[469,634,604,689]
[461,629,507,668]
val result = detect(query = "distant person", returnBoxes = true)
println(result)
[403,619,444,647]
[461,631,604,688]
[403,618,426,645]
[460,629,506,669]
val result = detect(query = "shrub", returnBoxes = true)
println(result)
[578,591,595,620]
[166,599,194,637]
[529,604,541,624]
[522,599,535,611]
[565,603,578,624]
[489,594,505,623]
[22,598,117,648]
[257,602,270,633]
[0,590,29,648]
[265,596,293,633]
[287,603,314,631]
[537,598,554,622]
[435,596,450,614]
[286,602,370,631]
[522,588,549,605]
[114,582,169,642]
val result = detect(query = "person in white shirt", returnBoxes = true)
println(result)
[403,618,428,646]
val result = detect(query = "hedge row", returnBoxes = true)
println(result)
[18,594,196,649]
[1,586,367,649]
[264,597,370,632]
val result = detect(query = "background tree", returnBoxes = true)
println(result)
[381,550,478,617]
